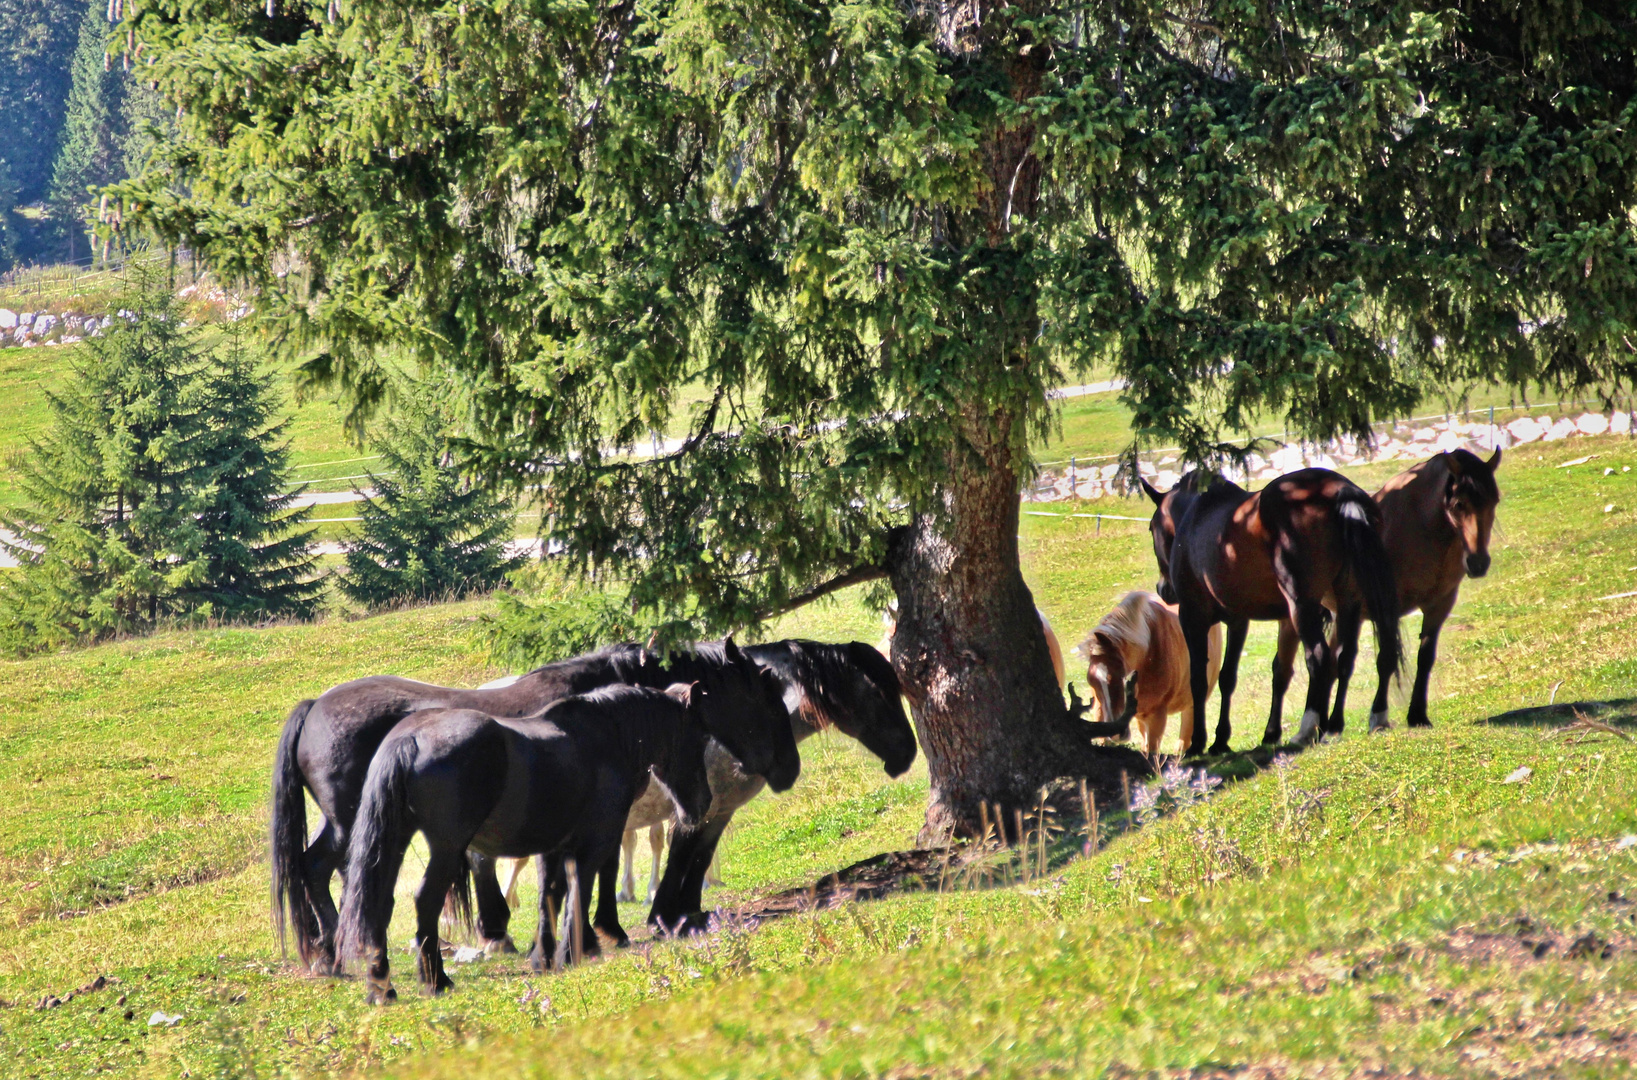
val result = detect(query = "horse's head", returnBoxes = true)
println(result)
[695,637,803,792]
[1443,449,1502,578]
[833,642,917,776]
[659,682,716,827]
[1141,476,1182,604]
[1081,631,1129,725]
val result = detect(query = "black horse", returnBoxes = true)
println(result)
[479,639,916,948]
[1144,468,1403,754]
[337,684,714,1002]
[272,638,798,973]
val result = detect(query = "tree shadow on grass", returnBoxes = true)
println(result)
[1483,697,1637,729]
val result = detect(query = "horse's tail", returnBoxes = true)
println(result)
[270,699,320,968]
[337,737,418,974]
[1337,487,1404,677]
[441,852,476,938]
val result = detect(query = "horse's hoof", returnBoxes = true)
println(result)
[424,975,454,996]
[615,890,636,903]
[1208,741,1231,756]
[481,936,518,956]
[364,984,396,1006]
[1368,709,1390,733]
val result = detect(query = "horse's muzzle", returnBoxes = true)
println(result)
[1156,579,1178,605]
[766,759,801,793]
[1465,552,1491,578]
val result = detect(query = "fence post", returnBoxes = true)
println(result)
[1069,456,1076,499]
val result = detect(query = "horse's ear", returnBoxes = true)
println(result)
[1487,447,1503,472]
[1445,451,1465,477]
[722,635,741,661]
[1140,477,1165,506]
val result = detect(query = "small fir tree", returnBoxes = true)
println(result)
[0,278,209,649]
[339,388,523,608]
[0,278,320,651]
[181,328,322,621]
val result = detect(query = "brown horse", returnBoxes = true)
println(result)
[1263,448,1501,733]
[1079,591,1224,755]
[1143,468,1403,754]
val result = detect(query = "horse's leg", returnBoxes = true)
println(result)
[1153,708,1176,757]
[1179,613,1216,758]
[1406,591,1457,728]
[572,835,621,959]
[1325,603,1363,736]
[616,830,639,902]
[413,846,462,995]
[1290,598,1336,744]
[646,824,665,903]
[649,817,732,932]
[303,820,345,975]
[529,855,561,974]
[467,852,517,956]
[593,852,630,948]
[1209,619,1248,755]
[1263,619,1299,745]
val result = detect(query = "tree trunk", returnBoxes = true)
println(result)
[882,1,1151,842]
[886,408,1148,842]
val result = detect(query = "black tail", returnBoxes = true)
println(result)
[270,699,320,968]
[1337,488,1404,677]
[337,737,418,974]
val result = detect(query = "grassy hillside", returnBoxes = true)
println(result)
[0,436,1632,1078]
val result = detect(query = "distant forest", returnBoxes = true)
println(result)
[1,0,166,272]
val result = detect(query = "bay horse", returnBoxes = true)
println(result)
[494,640,915,943]
[337,684,713,1002]
[1265,448,1502,733]
[1143,468,1403,754]
[271,638,798,974]
[1080,591,1224,756]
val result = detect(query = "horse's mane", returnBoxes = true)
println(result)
[746,640,902,731]
[1078,592,1155,660]
[1445,449,1501,506]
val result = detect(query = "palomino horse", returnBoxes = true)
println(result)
[338,685,714,1002]
[498,639,916,943]
[1264,448,1502,733]
[1143,468,1403,754]
[272,639,798,974]
[1080,591,1224,755]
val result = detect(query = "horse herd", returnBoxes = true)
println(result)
[268,449,1501,1003]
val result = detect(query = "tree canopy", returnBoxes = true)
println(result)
[113,0,1637,831]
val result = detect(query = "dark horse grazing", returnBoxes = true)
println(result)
[337,684,714,1002]
[489,640,916,946]
[1262,449,1502,732]
[272,638,798,974]
[1143,468,1403,754]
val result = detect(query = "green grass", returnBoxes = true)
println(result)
[0,438,1633,1078]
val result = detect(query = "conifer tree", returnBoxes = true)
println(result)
[0,278,320,650]
[0,278,209,649]
[117,0,1637,833]
[338,385,523,609]
[49,0,125,261]
[181,329,322,621]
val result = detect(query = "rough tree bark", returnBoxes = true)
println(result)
[883,1,1149,842]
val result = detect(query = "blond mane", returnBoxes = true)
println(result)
[1078,591,1156,662]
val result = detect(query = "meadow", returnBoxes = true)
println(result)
[0,409,1630,1075]
[2,336,1636,1074]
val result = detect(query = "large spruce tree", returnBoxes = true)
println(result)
[115,0,1637,834]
